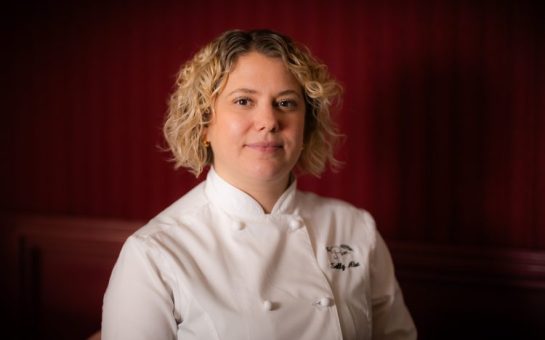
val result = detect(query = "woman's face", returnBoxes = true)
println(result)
[205,51,305,190]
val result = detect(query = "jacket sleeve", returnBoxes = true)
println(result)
[102,235,178,340]
[368,215,417,340]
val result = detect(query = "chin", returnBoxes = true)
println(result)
[247,165,292,183]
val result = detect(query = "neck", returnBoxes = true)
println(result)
[214,169,291,214]
[244,180,289,213]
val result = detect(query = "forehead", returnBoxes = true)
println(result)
[223,52,301,89]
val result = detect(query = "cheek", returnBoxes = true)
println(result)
[231,117,249,133]
[223,117,248,140]
[210,115,248,142]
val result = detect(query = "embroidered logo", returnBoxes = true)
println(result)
[326,244,360,271]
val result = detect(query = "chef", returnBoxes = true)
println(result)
[102,28,417,340]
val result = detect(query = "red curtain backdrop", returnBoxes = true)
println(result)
[2,0,544,248]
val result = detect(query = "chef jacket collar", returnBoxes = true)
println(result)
[204,167,298,219]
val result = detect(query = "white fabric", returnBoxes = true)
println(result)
[102,168,417,339]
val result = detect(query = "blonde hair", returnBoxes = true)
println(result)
[164,29,343,177]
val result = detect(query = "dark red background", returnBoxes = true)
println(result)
[2,1,545,339]
[3,0,544,248]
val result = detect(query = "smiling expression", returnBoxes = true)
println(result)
[205,51,306,191]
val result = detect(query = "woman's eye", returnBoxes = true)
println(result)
[234,97,251,106]
[277,99,297,109]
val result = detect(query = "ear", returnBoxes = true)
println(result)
[201,128,210,147]
[202,108,212,141]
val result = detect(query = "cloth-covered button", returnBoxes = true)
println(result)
[319,297,333,307]
[263,300,273,311]
[234,221,245,231]
[315,297,333,308]
[288,217,303,231]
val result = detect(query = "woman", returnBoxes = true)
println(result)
[102,29,417,340]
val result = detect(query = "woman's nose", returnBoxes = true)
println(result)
[255,104,279,132]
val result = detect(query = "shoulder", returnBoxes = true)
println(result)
[297,190,374,220]
[131,180,211,241]
[297,190,377,232]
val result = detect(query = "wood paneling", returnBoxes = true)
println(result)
[3,215,138,339]
[3,215,545,339]
[389,242,545,339]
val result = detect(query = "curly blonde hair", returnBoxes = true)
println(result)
[164,29,343,177]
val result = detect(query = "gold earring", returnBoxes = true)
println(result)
[203,140,210,148]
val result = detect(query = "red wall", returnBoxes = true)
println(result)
[3,0,545,248]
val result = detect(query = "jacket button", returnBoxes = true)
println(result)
[263,300,273,311]
[316,297,333,308]
[235,221,245,231]
[288,218,302,231]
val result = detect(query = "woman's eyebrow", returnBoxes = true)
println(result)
[226,88,302,98]
[277,89,302,98]
[226,88,258,96]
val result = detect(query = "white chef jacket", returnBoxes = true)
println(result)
[102,168,416,340]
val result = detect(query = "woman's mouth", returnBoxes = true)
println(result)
[245,142,283,152]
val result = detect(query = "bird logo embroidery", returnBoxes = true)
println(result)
[326,244,360,271]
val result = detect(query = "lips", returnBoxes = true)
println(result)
[245,141,283,152]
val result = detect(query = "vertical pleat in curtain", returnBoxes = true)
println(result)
[3,0,544,248]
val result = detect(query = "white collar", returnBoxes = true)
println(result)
[204,167,298,220]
